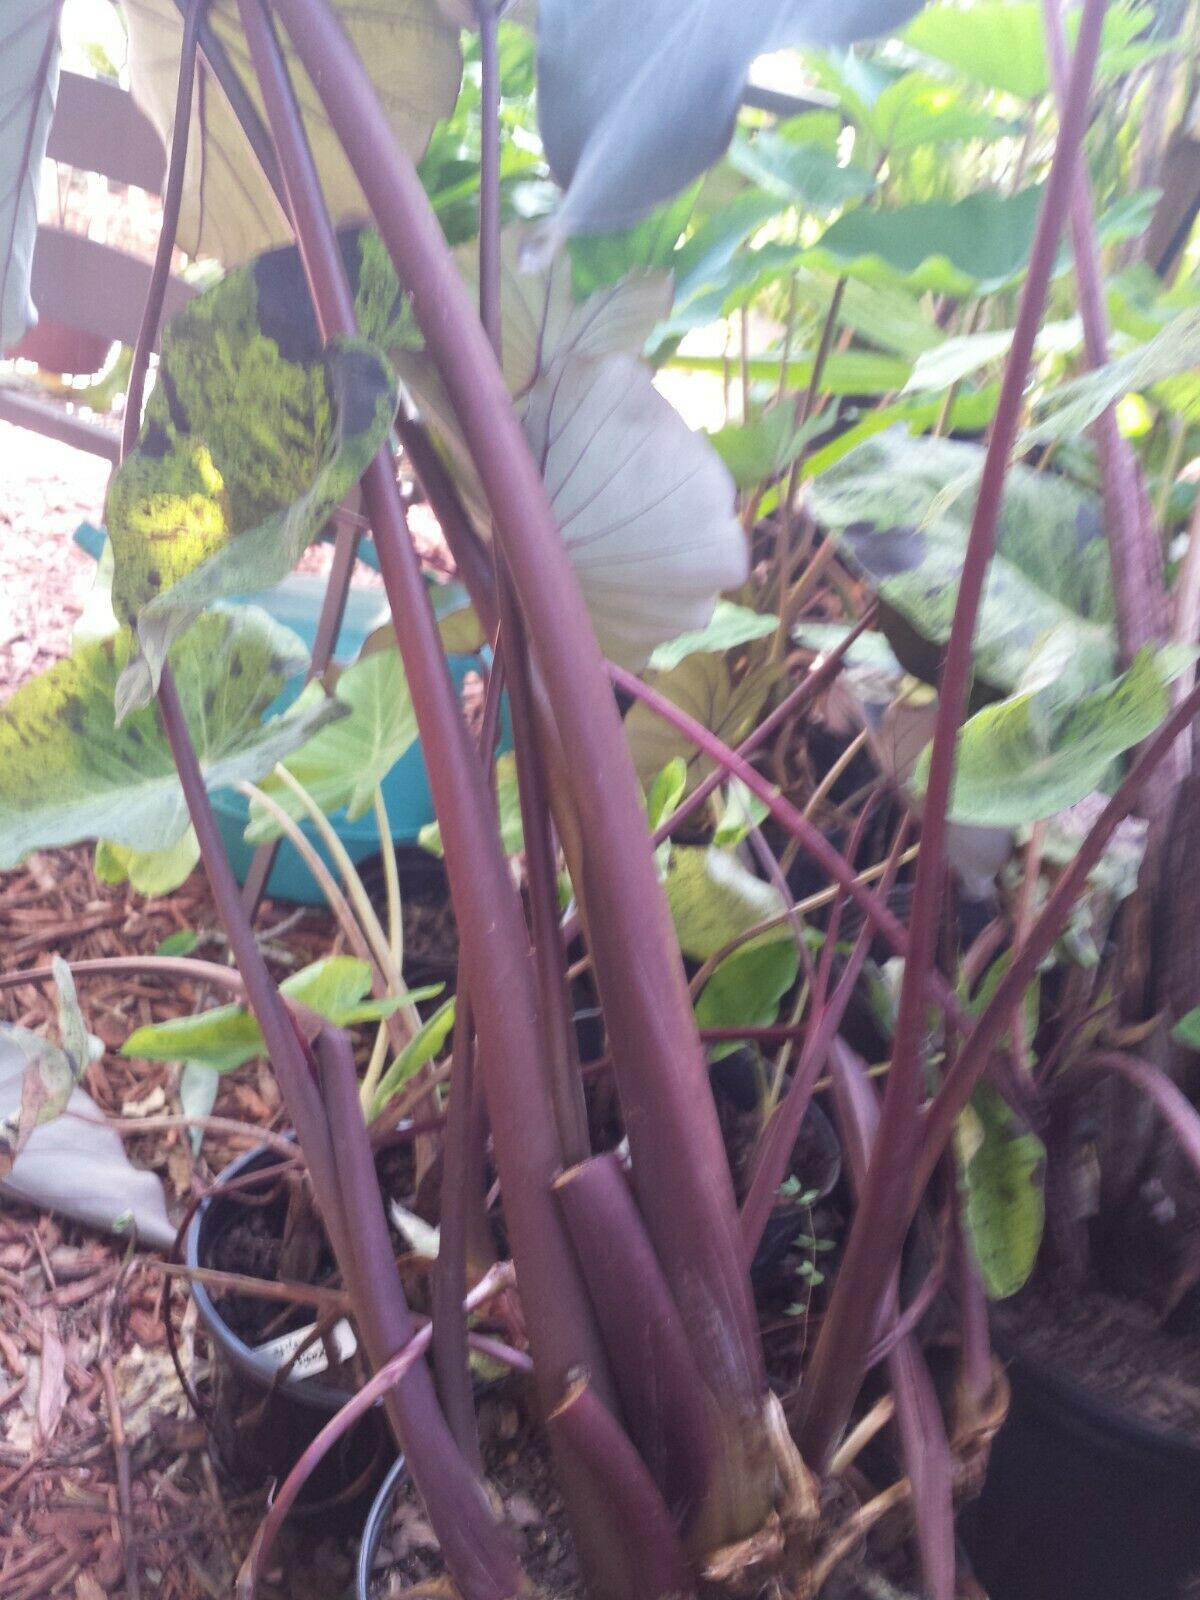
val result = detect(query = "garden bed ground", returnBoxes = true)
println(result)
[0,422,373,1596]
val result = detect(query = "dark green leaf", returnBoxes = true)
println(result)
[696,939,799,1059]
[706,411,820,490]
[805,187,1043,296]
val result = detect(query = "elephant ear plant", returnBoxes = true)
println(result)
[6,0,1200,1597]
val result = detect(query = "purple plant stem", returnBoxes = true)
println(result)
[315,1027,519,1589]
[430,992,482,1472]
[917,678,1200,1197]
[739,819,910,1261]
[1080,1050,1200,1184]
[827,1041,954,1600]
[952,1204,994,1417]
[554,1154,725,1550]
[557,605,877,952]
[546,1377,694,1600]
[473,18,588,1161]
[794,0,1109,1473]
[121,0,202,460]
[156,673,518,1594]
[238,1263,515,1600]
[1044,0,1169,670]
[272,0,771,1538]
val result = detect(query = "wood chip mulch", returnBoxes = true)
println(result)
[1,426,368,1596]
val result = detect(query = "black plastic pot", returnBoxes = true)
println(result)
[963,1339,1200,1600]
[187,1142,388,1515]
[357,1452,409,1599]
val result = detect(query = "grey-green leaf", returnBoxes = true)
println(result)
[537,0,924,239]
[917,648,1174,828]
[0,2,60,349]
[810,431,1114,701]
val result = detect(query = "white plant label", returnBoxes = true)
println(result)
[255,1317,358,1380]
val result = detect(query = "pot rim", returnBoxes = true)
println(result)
[185,1139,355,1414]
[356,1452,409,1598]
[995,1322,1200,1469]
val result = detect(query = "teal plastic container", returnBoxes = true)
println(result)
[209,575,485,907]
[72,526,488,908]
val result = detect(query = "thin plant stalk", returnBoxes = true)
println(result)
[794,0,1109,1471]
[608,660,969,1031]
[918,677,1200,1197]
[373,785,404,973]
[474,0,588,1162]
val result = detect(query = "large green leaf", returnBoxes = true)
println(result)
[122,0,460,265]
[246,644,419,839]
[813,275,944,361]
[106,234,401,714]
[0,2,60,350]
[904,1,1157,102]
[662,349,914,397]
[917,648,1175,827]
[1025,307,1200,444]
[663,844,791,962]
[728,133,876,213]
[536,0,924,237]
[0,609,340,868]
[960,1083,1045,1300]
[122,957,441,1074]
[649,602,777,672]
[904,318,1082,396]
[863,71,1015,153]
[95,829,201,897]
[804,187,1043,297]
[809,431,1115,701]
[695,939,798,1058]
[368,996,457,1120]
[521,353,747,668]
[625,653,777,794]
